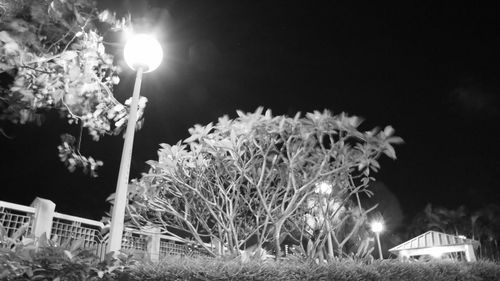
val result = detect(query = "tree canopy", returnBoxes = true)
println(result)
[0,0,141,176]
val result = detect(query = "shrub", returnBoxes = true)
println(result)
[0,225,135,280]
[128,108,403,260]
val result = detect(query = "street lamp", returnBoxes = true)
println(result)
[371,220,384,259]
[107,33,163,253]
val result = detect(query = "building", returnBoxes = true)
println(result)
[389,230,480,262]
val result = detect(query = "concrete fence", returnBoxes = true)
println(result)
[0,197,206,261]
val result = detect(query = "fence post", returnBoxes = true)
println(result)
[146,227,161,262]
[464,244,477,262]
[30,197,56,239]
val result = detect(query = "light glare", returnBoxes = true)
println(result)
[371,221,384,233]
[315,181,332,195]
[428,247,444,258]
[124,34,163,72]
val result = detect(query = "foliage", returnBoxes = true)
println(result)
[126,107,402,259]
[409,204,500,261]
[0,224,136,280]
[0,0,144,176]
[1,224,499,281]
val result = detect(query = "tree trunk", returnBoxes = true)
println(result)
[274,220,284,259]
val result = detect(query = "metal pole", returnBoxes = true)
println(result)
[376,232,383,259]
[107,67,144,253]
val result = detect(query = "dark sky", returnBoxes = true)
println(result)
[2,0,500,225]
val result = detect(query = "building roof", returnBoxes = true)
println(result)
[389,231,480,253]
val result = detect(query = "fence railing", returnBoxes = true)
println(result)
[0,198,207,261]
[0,200,34,238]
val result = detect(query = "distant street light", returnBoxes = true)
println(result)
[315,181,333,195]
[107,33,163,254]
[371,220,384,259]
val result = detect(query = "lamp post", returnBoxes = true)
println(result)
[107,34,163,253]
[371,220,384,259]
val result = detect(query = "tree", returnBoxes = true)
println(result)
[409,204,469,237]
[473,204,500,260]
[0,0,142,176]
[126,107,402,259]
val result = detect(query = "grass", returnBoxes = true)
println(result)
[114,255,500,281]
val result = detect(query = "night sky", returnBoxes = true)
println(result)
[1,1,499,227]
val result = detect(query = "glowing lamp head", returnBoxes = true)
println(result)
[371,221,384,233]
[124,34,163,73]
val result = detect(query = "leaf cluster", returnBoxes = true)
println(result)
[0,0,142,176]
[0,223,136,280]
